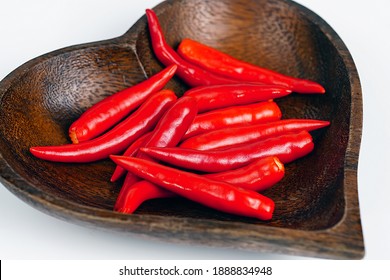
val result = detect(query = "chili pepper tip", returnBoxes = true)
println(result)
[110,155,129,167]
[110,154,120,161]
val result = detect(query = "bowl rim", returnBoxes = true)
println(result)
[0,0,364,259]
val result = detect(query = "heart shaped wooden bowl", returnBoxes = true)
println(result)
[0,0,363,259]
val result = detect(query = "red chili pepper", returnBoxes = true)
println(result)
[204,156,285,192]
[137,96,198,155]
[68,65,177,144]
[110,132,152,182]
[140,130,314,173]
[145,9,239,87]
[183,84,291,113]
[115,156,284,213]
[180,119,330,151]
[118,95,198,188]
[114,180,174,214]
[182,101,282,140]
[30,90,177,162]
[177,38,325,94]
[110,156,275,220]
[114,96,198,211]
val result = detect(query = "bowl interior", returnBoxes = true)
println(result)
[0,0,352,231]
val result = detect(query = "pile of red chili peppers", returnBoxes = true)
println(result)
[30,9,330,221]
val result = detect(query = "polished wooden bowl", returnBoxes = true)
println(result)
[0,0,363,259]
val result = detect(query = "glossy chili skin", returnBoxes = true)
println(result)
[119,96,198,189]
[114,97,198,211]
[110,156,275,220]
[183,84,291,113]
[182,101,282,140]
[30,90,177,163]
[177,38,325,94]
[116,156,284,213]
[110,132,152,182]
[145,9,238,87]
[141,130,314,173]
[138,96,198,155]
[114,180,174,214]
[205,156,285,192]
[68,65,177,144]
[180,119,330,151]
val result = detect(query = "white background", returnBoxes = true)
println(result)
[0,0,389,260]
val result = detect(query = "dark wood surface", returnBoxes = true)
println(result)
[0,0,364,259]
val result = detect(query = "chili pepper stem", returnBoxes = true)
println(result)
[273,156,284,172]
[69,130,81,144]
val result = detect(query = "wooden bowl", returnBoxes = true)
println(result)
[0,0,364,259]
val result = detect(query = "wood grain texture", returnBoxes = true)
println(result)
[0,0,364,259]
